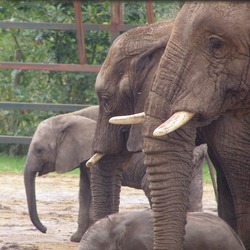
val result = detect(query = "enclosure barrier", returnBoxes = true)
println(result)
[0,102,89,144]
[0,1,154,145]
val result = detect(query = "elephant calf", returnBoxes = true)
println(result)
[78,209,245,250]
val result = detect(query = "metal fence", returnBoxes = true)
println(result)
[0,0,155,145]
[0,101,90,144]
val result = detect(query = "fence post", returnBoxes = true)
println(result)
[110,2,124,42]
[73,0,87,64]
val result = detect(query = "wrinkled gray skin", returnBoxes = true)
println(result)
[24,105,210,242]
[142,2,250,249]
[92,20,175,223]
[78,209,245,250]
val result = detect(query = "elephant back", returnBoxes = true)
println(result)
[184,212,246,250]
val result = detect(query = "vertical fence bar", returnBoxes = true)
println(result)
[110,1,124,42]
[145,0,154,24]
[73,0,87,64]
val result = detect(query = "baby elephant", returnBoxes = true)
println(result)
[78,209,245,250]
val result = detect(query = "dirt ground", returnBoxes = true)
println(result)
[0,173,217,250]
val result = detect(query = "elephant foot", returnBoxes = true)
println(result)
[70,228,86,242]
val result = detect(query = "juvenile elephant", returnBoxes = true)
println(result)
[116,2,250,249]
[24,106,99,241]
[78,209,245,250]
[24,105,213,242]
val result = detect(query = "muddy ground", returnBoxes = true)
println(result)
[0,173,217,250]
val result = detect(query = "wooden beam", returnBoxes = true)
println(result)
[0,62,101,72]
[146,0,154,24]
[0,101,89,112]
[110,2,124,41]
[73,0,87,64]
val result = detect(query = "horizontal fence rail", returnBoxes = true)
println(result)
[0,21,139,32]
[0,63,102,72]
[0,136,32,145]
[0,102,89,144]
[0,102,89,112]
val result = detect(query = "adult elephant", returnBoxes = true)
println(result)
[87,19,175,222]
[115,2,250,249]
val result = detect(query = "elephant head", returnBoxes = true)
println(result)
[24,108,97,234]
[139,2,250,249]
[78,209,154,250]
[93,19,174,155]
[87,20,174,221]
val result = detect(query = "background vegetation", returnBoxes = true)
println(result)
[0,0,183,156]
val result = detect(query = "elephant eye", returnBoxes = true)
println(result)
[101,98,112,114]
[35,147,43,155]
[210,37,223,50]
[208,36,228,59]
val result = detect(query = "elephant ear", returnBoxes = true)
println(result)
[55,116,96,174]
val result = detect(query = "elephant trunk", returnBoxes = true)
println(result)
[90,156,123,221]
[143,35,198,249]
[144,128,196,249]
[24,166,47,233]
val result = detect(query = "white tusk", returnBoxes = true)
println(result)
[153,111,195,137]
[86,153,105,167]
[109,112,145,125]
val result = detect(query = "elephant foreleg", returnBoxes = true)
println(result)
[71,164,92,242]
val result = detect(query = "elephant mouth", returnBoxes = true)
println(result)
[38,164,54,176]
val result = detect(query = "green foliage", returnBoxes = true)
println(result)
[0,153,80,174]
[0,1,182,155]
[0,153,26,173]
